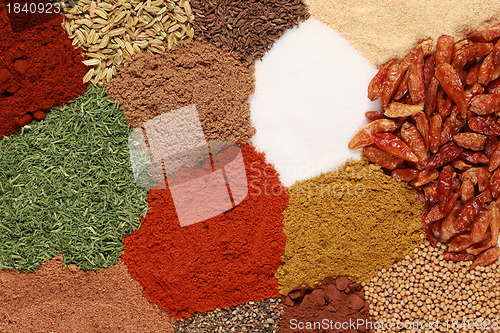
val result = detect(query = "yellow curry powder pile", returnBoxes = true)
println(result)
[276,158,424,295]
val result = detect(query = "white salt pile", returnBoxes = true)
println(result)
[250,18,380,187]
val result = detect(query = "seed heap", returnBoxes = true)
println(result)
[364,242,500,332]
[61,0,195,84]
[190,0,309,63]
[175,298,282,333]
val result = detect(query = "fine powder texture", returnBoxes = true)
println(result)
[0,11,88,139]
[304,0,500,66]
[105,39,256,144]
[122,145,289,319]
[250,18,379,187]
[0,256,174,333]
[280,277,371,333]
[190,0,310,63]
[275,158,424,295]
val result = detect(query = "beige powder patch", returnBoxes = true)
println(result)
[304,0,500,66]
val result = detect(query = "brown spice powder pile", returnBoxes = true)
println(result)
[190,0,310,63]
[0,256,174,333]
[304,0,500,66]
[106,39,256,144]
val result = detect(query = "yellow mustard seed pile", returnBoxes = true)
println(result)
[363,241,500,333]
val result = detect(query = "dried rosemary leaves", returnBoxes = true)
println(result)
[61,0,195,84]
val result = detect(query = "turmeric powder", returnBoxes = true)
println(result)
[276,158,424,295]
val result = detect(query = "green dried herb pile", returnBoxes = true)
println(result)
[0,84,148,271]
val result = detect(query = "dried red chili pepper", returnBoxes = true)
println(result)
[423,204,445,225]
[466,62,481,86]
[348,119,398,150]
[470,94,500,115]
[485,136,500,158]
[363,146,405,170]
[435,64,468,116]
[478,53,495,86]
[364,111,385,121]
[394,71,409,101]
[440,203,462,242]
[443,252,474,262]
[461,179,475,202]
[452,160,473,171]
[424,77,439,116]
[368,60,395,101]
[493,39,500,65]
[448,233,474,252]
[459,150,489,164]
[428,113,442,154]
[470,247,500,269]
[440,107,466,145]
[436,35,454,66]
[423,54,436,86]
[427,141,463,169]
[471,209,492,243]
[452,43,494,69]
[492,168,500,199]
[489,141,500,172]
[372,132,419,162]
[455,189,492,232]
[467,236,493,255]
[437,165,453,212]
[400,122,428,164]
[415,169,439,188]
[469,116,500,135]
[408,47,425,104]
[486,78,500,94]
[381,63,404,108]
[464,83,485,105]
[391,168,419,182]
[412,111,430,149]
[423,181,438,210]
[453,132,486,151]
[468,24,500,42]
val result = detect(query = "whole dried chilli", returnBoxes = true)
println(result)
[349,27,500,268]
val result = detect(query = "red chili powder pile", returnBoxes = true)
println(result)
[0,5,87,139]
[123,145,289,318]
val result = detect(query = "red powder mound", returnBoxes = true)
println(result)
[122,145,289,319]
[0,0,10,34]
[0,8,87,139]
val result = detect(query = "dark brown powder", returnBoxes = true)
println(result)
[280,277,372,333]
[105,39,256,144]
[0,256,174,333]
[191,0,310,63]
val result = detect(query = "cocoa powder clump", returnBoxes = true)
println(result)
[280,277,371,333]
[105,39,256,144]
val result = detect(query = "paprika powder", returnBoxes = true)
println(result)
[122,145,289,318]
[0,6,87,139]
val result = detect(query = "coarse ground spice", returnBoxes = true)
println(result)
[304,0,500,66]
[190,0,310,63]
[280,277,372,333]
[0,11,87,139]
[122,145,289,319]
[0,0,11,34]
[0,256,174,332]
[275,158,424,295]
[0,85,148,271]
[6,0,59,33]
[106,39,255,143]
[175,298,282,333]
[364,243,500,332]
